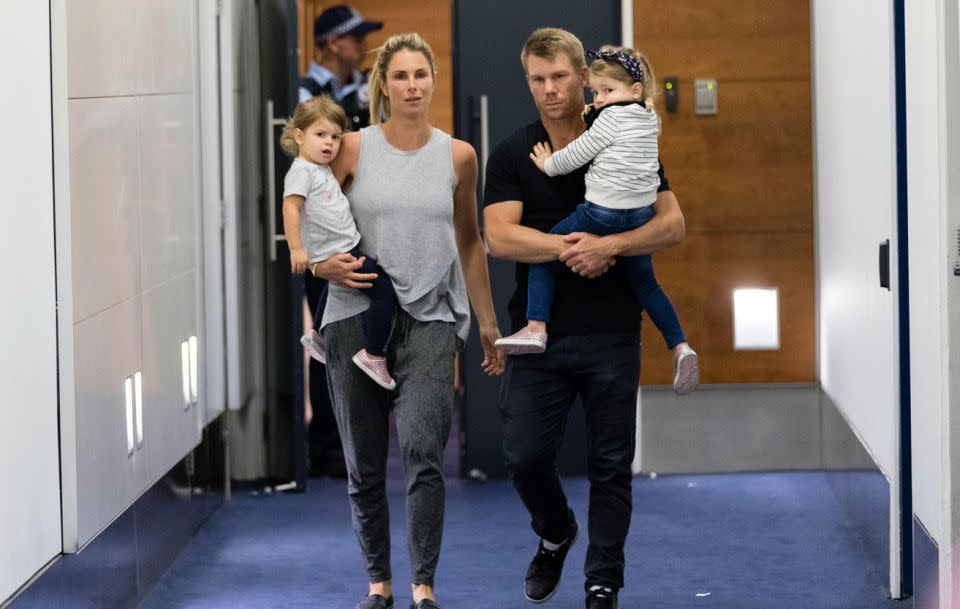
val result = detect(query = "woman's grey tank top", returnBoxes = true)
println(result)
[321,125,470,344]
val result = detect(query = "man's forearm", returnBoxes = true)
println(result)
[486,223,567,264]
[606,190,685,257]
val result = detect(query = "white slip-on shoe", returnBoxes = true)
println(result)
[495,327,548,355]
[673,344,700,395]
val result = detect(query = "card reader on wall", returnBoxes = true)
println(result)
[695,79,718,115]
[663,76,679,113]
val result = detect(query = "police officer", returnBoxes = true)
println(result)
[298,5,383,126]
[298,5,382,478]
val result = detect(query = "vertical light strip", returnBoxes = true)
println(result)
[181,340,191,408]
[124,377,135,456]
[134,371,143,449]
[621,0,634,48]
[189,335,198,404]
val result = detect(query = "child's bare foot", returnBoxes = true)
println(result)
[495,323,548,355]
[672,342,699,395]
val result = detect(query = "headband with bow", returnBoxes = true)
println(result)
[586,50,644,82]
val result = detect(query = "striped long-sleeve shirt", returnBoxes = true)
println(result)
[544,102,660,209]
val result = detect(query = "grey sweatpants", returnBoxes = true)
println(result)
[324,310,455,586]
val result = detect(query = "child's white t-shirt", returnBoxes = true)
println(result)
[283,158,361,263]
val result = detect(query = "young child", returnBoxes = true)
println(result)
[495,46,700,395]
[281,96,398,391]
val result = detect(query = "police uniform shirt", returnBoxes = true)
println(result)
[299,62,372,129]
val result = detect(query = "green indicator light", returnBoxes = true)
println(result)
[666,82,673,90]
[707,82,714,90]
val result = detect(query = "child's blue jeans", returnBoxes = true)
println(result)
[527,201,686,349]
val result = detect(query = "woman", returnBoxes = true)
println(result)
[313,33,505,609]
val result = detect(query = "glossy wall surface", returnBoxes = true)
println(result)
[55,0,207,551]
[0,1,63,603]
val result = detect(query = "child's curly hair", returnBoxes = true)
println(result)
[280,96,349,157]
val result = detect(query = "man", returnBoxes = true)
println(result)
[299,4,383,125]
[299,4,382,477]
[483,28,685,609]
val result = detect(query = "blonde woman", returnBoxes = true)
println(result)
[312,33,505,609]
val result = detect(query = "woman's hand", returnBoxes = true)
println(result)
[478,324,506,376]
[290,248,309,274]
[310,252,378,289]
[528,141,553,174]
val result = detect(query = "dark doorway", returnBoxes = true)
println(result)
[453,0,621,478]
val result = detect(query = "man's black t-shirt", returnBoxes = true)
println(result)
[483,119,670,337]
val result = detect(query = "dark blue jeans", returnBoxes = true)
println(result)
[312,247,396,356]
[500,333,640,591]
[527,201,686,349]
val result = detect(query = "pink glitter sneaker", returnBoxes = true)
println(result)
[300,330,326,365]
[495,327,548,355]
[352,349,397,390]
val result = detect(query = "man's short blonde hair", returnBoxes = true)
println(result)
[521,27,586,73]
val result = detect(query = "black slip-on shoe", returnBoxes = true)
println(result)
[409,600,441,609]
[585,585,618,609]
[357,594,394,609]
[524,521,580,603]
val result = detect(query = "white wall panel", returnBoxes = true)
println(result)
[67,0,142,98]
[141,0,195,95]
[812,0,901,594]
[54,0,209,560]
[0,1,62,602]
[812,0,898,481]
[141,272,202,488]
[140,94,198,291]
[905,0,946,548]
[69,97,142,323]
[74,298,144,548]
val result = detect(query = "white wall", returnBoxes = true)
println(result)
[812,3,898,479]
[907,2,960,607]
[0,2,63,603]
[906,0,946,551]
[54,0,206,551]
[811,0,901,594]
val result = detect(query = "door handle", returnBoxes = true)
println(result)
[479,94,489,193]
[879,239,890,289]
[265,99,288,262]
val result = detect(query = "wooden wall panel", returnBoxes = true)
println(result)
[632,0,810,39]
[297,1,453,134]
[643,233,815,384]
[634,0,814,385]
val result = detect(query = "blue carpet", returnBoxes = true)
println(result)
[139,472,904,609]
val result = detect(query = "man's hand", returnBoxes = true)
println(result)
[290,248,309,274]
[559,232,618,278]
[478,324,506,376]
[528,141,553,174]
[310,252,378,289]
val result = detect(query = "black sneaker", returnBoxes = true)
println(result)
[357,594,393,609]
[585,585,618,609]
[409,600,441,609]
[524,521,580,603]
